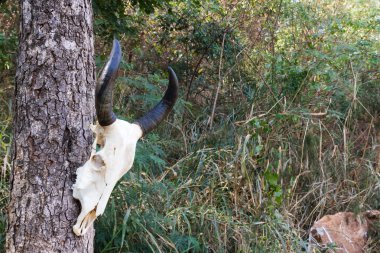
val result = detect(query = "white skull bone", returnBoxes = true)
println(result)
[72,121,142,236]
[72,39,178,236]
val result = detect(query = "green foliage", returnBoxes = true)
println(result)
[0,2,16,251]
[0,32,16,72]
[1,0,380,252]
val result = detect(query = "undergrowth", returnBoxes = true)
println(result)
[1,0,379,252]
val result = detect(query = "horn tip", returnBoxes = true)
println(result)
[113,39,120,47]
[167,66,175,77]
[167,66,178,87]
[112,39,121,58]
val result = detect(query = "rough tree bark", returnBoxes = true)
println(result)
[7,0,95,252]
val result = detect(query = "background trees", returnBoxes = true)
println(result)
[1,0,379,252]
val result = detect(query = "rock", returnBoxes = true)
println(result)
[308,210,380,253]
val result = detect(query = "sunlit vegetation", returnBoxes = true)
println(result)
[1,0,379,252]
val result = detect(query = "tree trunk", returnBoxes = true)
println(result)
[7,0,95,252]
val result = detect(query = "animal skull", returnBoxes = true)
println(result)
[72,40,178,236]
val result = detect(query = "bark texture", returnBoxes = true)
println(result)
[7,0,95,252]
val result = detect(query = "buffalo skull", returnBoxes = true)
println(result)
[72,40,178,236]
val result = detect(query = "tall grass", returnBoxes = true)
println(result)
[93,1,380,252]
[94,100,379,252]
[0,0,379,252]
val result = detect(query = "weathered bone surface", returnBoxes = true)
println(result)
[72,39,178,236]
[73,121,142,236]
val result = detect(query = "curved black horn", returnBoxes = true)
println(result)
[95,39,122,126]
[135,67,179,136]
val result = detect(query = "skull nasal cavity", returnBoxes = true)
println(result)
[92,154,105,168]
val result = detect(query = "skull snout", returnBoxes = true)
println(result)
[72,154,107,236]
[73,209,97,236]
